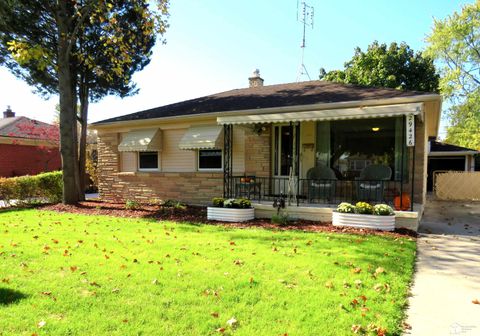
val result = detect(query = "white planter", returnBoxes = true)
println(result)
[332,212,395,231]
[207,207,255,222]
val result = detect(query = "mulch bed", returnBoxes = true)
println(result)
[39,200,416,238]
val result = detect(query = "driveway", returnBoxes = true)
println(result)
[405,199,480,335]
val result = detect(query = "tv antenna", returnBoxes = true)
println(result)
[296,0,314,82]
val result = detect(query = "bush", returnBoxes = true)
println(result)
[355,202,374,214]
[271,212,289,226]
[163,199,187,210]
[373,204,394,216]
[336,202,355,213]
[223,198,252,209]
[212,197,224,207]
[0,171,62,205]
[125,199,140,210]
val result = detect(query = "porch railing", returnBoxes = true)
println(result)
[227,176,405,206]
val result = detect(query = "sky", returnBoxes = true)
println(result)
[0,0,473,137]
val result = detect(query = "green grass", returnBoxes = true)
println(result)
[0,209,416,336]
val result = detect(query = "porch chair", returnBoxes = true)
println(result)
[355,164,392,202]
[306,166,337,202]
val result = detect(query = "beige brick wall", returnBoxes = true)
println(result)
[98,132,223,205]
[244,125,271,177]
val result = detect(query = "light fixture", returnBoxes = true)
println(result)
[372,127,380,132]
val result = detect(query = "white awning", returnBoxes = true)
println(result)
[178,125,223,150]
[118,128,162,152]
[217,103,423,125]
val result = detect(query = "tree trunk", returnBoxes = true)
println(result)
[56,2,81,204]
[78,82,88,200]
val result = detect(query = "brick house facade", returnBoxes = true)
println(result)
[93,74,442,220]
[0,108,60,177]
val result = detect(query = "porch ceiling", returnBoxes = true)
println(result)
[217,102,423,125]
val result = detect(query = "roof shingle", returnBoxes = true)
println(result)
[94,80,436,125]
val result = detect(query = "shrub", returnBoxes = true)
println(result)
[271,212,289,226]
[336,202,355,213]
[163,199,187,210]
[373,204,394,216]
[125,199,140,210]
[0,171,62,205]
[235,198,252,209]
[212,197,224,207]
[223,198,252,209]
[355,202,374,214]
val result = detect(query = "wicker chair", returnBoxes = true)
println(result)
[306,166,337,202]
[355,165,392,202]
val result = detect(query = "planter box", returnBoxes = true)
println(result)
[332,212,395,231]
[207,207,255,222]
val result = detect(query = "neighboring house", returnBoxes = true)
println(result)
[92,71,442,229]
[427,138,479,191]
[0,107,61,177]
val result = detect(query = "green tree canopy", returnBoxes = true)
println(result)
[320,41,440,93]
[425,1,480,149]
[0,0,169,203]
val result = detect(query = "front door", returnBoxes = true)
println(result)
[273,124,299,194]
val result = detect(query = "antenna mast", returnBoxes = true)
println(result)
[296,1,314,82]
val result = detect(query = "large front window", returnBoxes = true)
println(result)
[315,117,407,180]
[198,149,222,170]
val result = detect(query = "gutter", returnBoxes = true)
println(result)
[91,94,442,129]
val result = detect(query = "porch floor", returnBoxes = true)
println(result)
[252,202,422,231]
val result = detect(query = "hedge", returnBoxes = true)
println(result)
[0,171,62,205]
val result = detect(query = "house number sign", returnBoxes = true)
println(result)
[406,114,415,147]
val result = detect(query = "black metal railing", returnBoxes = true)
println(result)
[227,176,404,206]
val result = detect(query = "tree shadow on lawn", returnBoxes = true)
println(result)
[0,288,28,306]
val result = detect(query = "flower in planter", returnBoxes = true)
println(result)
[355,202,374,214]
[373,204,394,216]
[212,197,224,208]
[336,202,355,213]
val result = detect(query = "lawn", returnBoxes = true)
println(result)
[0,209,416,335]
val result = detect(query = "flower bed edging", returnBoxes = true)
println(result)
[207,207,255,222]
[332,212,395,231]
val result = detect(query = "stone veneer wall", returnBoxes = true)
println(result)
[98,132,223,205]
[244,125,271,177]
[97,128,272,205]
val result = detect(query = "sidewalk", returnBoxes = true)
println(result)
[405,200,480,335]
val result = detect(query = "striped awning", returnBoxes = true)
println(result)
[118,128,162,152]
[217,103,423,125]
[178,125,223,150]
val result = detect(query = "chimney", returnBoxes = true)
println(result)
[3,106,15,118]
[248,69,264,88]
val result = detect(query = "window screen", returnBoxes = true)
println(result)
[138,151,158,170]
[199,149,222,169]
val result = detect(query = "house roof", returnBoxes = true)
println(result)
[0,116,58,141]
[93,80,438,125]
[430,140,479,154]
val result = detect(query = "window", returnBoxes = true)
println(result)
[138,151,159,170]
[198,149,222,170]
[315,117,408,180]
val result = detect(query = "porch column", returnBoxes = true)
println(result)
[223,124,233,198]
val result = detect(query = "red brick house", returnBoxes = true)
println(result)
[0,107,61,177]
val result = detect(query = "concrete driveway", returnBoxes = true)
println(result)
[405,199,480,335]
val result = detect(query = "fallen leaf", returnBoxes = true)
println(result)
[211,312,219,318]
[351,324,363,333]
[375,267,385,275]
[216,327,225,333]
[325,281,334,289]
[352,267,362,274]
[226,317,237,327]
[37,321,46,328]
[473,299,480,304]
[111,288,120,293]
[70,266,78,272]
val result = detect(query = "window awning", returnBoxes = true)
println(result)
[118,128,162,152]
[217,103,423,125]
[178,125,223,150]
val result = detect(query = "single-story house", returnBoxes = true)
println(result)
[0,107,61,177]
[427,138,478,191]
[92,71,442,230]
